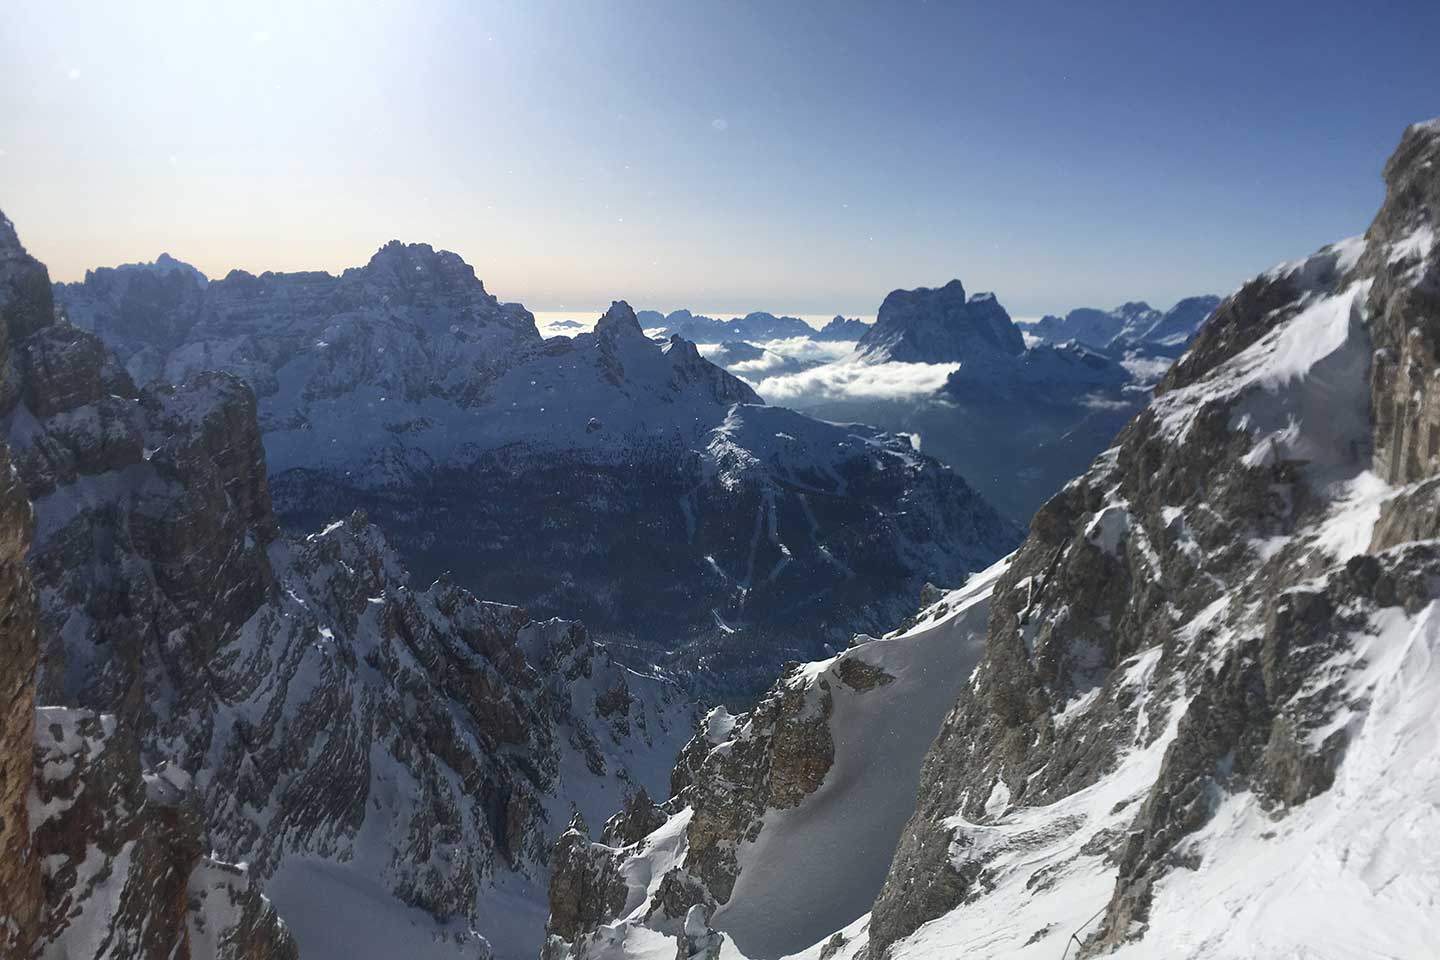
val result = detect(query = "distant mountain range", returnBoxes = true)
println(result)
[715,279,1219,522]
[1022,294,1222,357]
[632,309,873,343]
[0,215,692,960]
[53,248,1018,699]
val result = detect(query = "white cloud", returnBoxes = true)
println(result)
[698,337,858,379]
[753,360,959,404]
[711,117,729,132]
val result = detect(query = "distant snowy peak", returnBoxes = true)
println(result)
[343,238,508,307]
[814,314,872,341]
[1028,294,1221,354]
[57,238,543,388]
[856,278,1025,363]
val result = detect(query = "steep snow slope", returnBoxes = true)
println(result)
[711,561,1007,957]
[859,118,1440,960]
[540,558,1006,960]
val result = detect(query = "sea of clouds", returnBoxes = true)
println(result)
[752,359,960,404]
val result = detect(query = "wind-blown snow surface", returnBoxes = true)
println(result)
[806,594,1440,960]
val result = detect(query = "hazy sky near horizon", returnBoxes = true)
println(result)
[4,1,1438,317]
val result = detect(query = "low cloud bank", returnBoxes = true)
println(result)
[753,360,960,405]
[698,337,857,378]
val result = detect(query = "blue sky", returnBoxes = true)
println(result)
[3,0,1437,317]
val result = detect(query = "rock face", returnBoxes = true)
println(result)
[865,119,1440,960]
[6,214,693,959]
[856,280,1026,363]
[0,212,297,959]
[0,209,45,960]
[31,707,299,960]
[540,561,1006,960]
[55,256,1018,700]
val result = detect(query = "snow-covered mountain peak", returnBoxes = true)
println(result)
[149,251,208,285]
[1027,295,1221,357]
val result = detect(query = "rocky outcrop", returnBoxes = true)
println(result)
[0,209,44,960]
[1363,121,1440,532]
[31,707,299,960]
[856,279,1025,363]
[546,815,629,943]
[1,213,297,959]
[866,120,1440,960]
[6,211,693,958]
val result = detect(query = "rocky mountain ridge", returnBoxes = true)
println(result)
[814,315,871,341]
[1,213,299,959]
[5,212,697,960]
[54,249,1020,700]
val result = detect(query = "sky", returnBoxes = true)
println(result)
[3,1,1438,318]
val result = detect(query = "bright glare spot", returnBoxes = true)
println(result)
[66,68,81,80]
